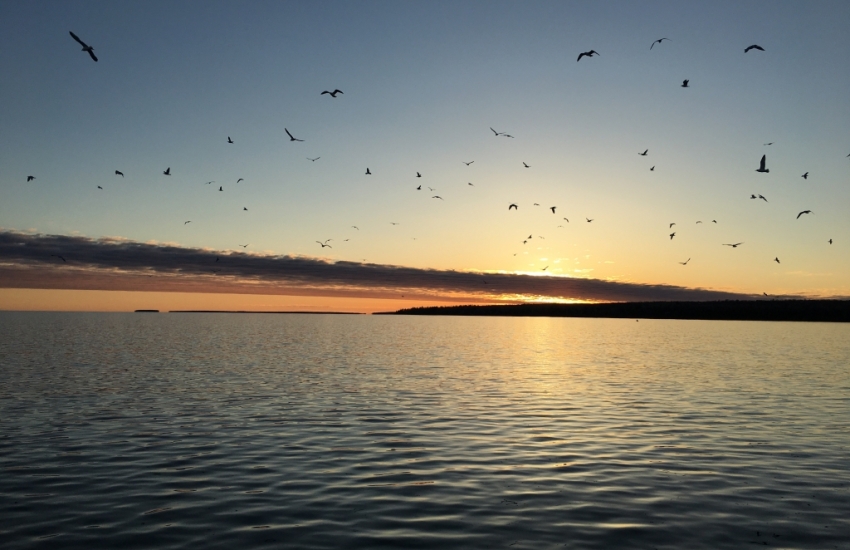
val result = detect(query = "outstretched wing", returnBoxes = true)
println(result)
[333,89,343,95]
[88,50,98,62]
[759,155,766,171]
[69,31,86,47]
[285,128,294,139]
[577,52,586,62]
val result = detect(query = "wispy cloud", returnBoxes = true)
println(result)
[0,230,765,302]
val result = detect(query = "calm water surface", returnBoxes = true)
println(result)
[1,312,849,549]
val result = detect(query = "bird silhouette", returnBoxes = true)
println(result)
[586,218,594,223]
[184,221,191,224]
[205,181,214,185]
[681,79,690,87]
[237,178,244,183]
[316,240,332,248]
[797,210,812,219]
[219,186,223,191]
[366,168,371,175]
[307,157,320,162]
[27,176,35,182]
[563,217,569,223]
[432,196,443,200]
[239,244,249,248]
[428,187,436,191]
[97,186,103,190]
[321,89,343,97]
[416,185,421,190]
[696,221,703,224]
[352,226,359,230]
[243,207,248,211]
[550,206,556,214]
[669,232,676,240]
[490,127,502,136]
[115,170,124,177]
[712,220,717,223]
[542,266,549,271]
[509,203,518,210]
[745,44,765,53]
[51,254,67,262]
[577,50,599,61]
[723,242,744,247]
[759,194,768,202]
[467,182,474,186]
[774,257,780,264]
[285,128,304,142]
[390,222,400,225]
[756,155,769,173]
[650,166,655,171]
[639,149,648,156]
[416,172,421,177]
[227,136,233,144]
[829,239,833,244]
[801,172,808,179]
[650,38,669,49]
[463,161,474,165]
[670,223,676,228]
[523,162,530,168]
[764,142,774,146]
[163,167,171,176]
[69,31,97,62]
[679,258,691,265]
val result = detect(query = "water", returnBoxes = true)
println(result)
[1,312,848,549]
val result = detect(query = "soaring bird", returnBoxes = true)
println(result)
[681,79,690,87]
[696,221,703,224]
[321,89,343,97]
[428,187,436,191]
[650,38,669,50]
[51,254,67,262]
[650,166,655,171]
[219,186,223,191]
[563,217,569,223]
[542,266,549,271]
[227,136,233,144]
[97,186,103,190]
[801,172,808,180]
[352,226,359,230]
[416,185,421,190]
[113,170,124,177]
[490,127,513,137]
[829,239,833,244]
[285,128,304,142]
[243,207,248,211]
[577,50,599,61]
[774,257,780,264]
[712,220,717,223]
[163,167,171,175]
[764,142,774,146]
[509,203,518,210]
[669,232,676,240]
[432,196,443,200]
[467,182,474,186]
[797,210,812,219]
[27,176,35,182]
[307,157,320,162]
[366,168,371,175]
[550,206,556,214]
[744,45,765,53]
[239,244,249,248]
[236,178,244,183]
[523,162,530,168]
[756,155,769,173]
[205,181,214,185]
[316,240,332,248]
[679,258,691,265]
[490,127,501,136]
[639,149,648,156]
[586,218,594,223]
[184,221,191,224]
[463,161,474,165]
[416,172,421,177]
[723,242,744,248]
[390,222,400,225]
[758,194,768,202]
[669,223,676,228]
[69,31,97,62]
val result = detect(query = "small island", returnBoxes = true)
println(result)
[382,300,850,322]
[134,309,160,313]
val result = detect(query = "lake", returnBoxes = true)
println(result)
[1,312,848,549]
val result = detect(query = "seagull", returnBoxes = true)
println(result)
[801,172,808,179]
[227,136,233,144]
[650,166,655,171]
[681,79,689,88]
[586,218,594,223]
[205,181,215,185]
[163,167,171,176]
[184,221,191,224]
[563,217,569,223]
[285,128,304,142]
[744,44,765,53]
[669,223,676,228]
[533,203,540,206]
[550,206,556,214]
[237,178,244,183]
[416,185,421,190]
[467,182,474,186]
[432,195,443,200]
[756,155,769,173]
[509,203,518,210]
[650,38,669,50]
[797,210,812,219]
[321,89,343,97]
[97,186,103,190]
[51,254,67,262]
[723,242,744,247]
[366,168,371,175]
[239,244,249,248]
[463,161,474,165]
[352,226,359,230]
[828,239,832,244]
[243,207,248,211]
[758,194,768,202]
[577,50,599,62]
[307,157,320,162]
[416,172,421,177]
[542,266,549,271]
[679,258,691,265]
[428,187,436,191]
[669,232,676,240]
[27,176,35,182]
[696,221,703,224]
[764,142,774,146]
[523,162,530,168]
[69,31,97,62]
[712,220,717,223]
[639,149,648,156]
[774,257,780,264]
[316,240,332,248]
[115,170,124,177]
[219,186,223,191]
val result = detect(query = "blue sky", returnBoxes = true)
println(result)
[1,0,849,308]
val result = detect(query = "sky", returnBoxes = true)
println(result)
[1,0,849,311]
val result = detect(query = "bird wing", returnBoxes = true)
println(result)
[285,128,294,139]
[334,89,343,94]
[321,91,329,95]
[88,50,98,62]
[577,52,586,62]
[650,40,657,49]
[69,31,86,46]
[490,127,499,135]
[759,155,766,170]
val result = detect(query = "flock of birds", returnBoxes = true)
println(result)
[23,32,846,282]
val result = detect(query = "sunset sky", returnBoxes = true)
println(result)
[1,0,848,311]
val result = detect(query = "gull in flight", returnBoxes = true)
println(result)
[416,185,421,190]
[681,79,689,88]
[756,155,769,173]
[550,206,556,214]
[243,207,248,211]
[115,170,124,177]
[432,195,443,200]
[219,186,223,191]
[416,172,421,177]
[205,181,214,185]
[764,142,774,146]
[801,172,808,180]
[468,182,474,186]
[307,157,320,162]
[27,176,35,182]
[509,203,518,210]
[390,222,400,225]
[650,166,655,171]
[163,167,171,176]
[679,258,691,265]
[316,240,332,248]
[227,136,233,144]
[285,128,304,142]
[239,244,249,248]
[69,31,97,62]
[577,50,599,61]
[745,44,765,53]
[321,89,343,97]
[237,178,244,183]
[563,217,569,223]
[523,162,530,168]
[97,186,103,190]
[184,221,191,224]
[669,222,676,228]
[352,226,359,230]
[639,149,648,156]
[829,239,832,244]
[490,127,514,138]
[723,242,744,248]
[650,38,669,50]
[750,194,767,202]
[797,210,812,219]
[586,218,594,223]
[669,232,676,240]
[774,257,780,264]
[463,161,474,165]
[366,168,371,175]
[51,254,67,262]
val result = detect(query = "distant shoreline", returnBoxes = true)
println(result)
[164,310,363,315]
[379,300,850,322]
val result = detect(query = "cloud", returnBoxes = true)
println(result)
[0,230,766,302]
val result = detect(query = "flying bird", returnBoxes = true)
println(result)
[219,186,223,191]
[774,257,780,264]
[321,89,343,97]
[669,232,676,240]
[115,170,124,177]
[696,221,702,224]
[432,195,443,200]
[723,242,744,247]
[764,142,774,146]
[51,254,67,262]
[523,162,530,168]
[550,206,556,214]
[467,182,474,186]
[184,221,191,224]
[285,128,304,142]
[205,181,214,185]
[69,31,97,62]
[801,172,808,179]
[679,258,691,265]
[416,185,421,190]
[316,240,332,248]
[756,155,769,173]
[681,79,689,88]
[744,45,765,53]
[639,149,648,156]
[416,172,421,177]
[797,210,812,219]
[366,168,371,175]
[243,207,248,211]
[227,136,233,144]
[586,218,594,223]
[563,217,569,223]
[27,176,35,182]
[758,194,768,202]
[307,157,320,162]
[650,38,669,49]
[650,166,655,171]
[577,50,599,62]
[163,167,171,176]
[390,222,400,225]
[239,244,249,248]
[829,239,832,244]
[237,178,244,183]
[509,203,518,210]
[97,186,103,190]
[463,161,474,165]
[542,266,549,271]
[352,226,359,230]
[669,223,676,228]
